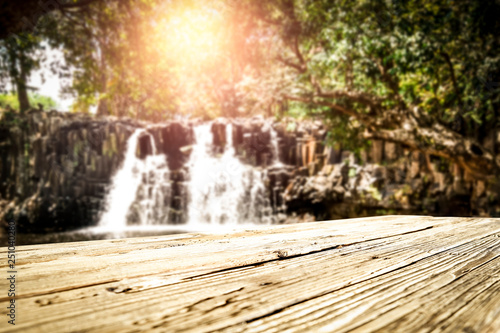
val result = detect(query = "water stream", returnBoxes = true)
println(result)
[270,126,283,166]
[97,121,273,234]
[97,129,146,230]
[97,129,171,230]
[186,123,272,226]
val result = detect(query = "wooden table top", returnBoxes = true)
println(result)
[1,216,499,332]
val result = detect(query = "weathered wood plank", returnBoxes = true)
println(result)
[1,215,439,299]
[0,216,499,333]
[222,235,500,333]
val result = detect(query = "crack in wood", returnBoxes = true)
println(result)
[212,233,499,332]
[4,217,500,332]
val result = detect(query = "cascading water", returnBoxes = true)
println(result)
[186,123,273,226]
[98,121,274,232]
[98,129,145,230]
[270,127,283,166]
[98,129,171,229]
[127,153,171,226]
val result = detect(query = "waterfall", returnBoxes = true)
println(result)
[98,122,273,231]
[270,127,283,166]
[98,129,144,229]
[186,123,272,226]
[98,129,171,229]
[128,153,171,226]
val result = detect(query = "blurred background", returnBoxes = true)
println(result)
[0,0,499,245]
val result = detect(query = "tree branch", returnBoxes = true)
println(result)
[276,55,306,73]
[317,89,386,112]
[370,56,405,108]
[440,51,462,110]
[364,120,498,181]
[292,35,306,67]
[283,94,373,126]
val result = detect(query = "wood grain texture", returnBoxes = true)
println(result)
[0,216,499,332]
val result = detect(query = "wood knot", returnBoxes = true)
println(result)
[35,298,52,306]
[107,286,133,293]
[275,250,288,259]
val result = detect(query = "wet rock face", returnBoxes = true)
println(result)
[138,133,154,159]
[279,146,500,221]
[1,111,497,232]
[148,122,195,170]
[232,117,275,167]
[211,120,227,154]
[267,165,294,214]
[272,120,327,167]
[168,168,189,225]
[0,111,144,232]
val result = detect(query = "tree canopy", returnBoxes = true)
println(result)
[237,0,500,180]
[0,0,499,180]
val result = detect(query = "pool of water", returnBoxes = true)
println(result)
[2,223,264,246]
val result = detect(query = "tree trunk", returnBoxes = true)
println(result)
[96,74,109,116]
[16,53,30,113]
[97,98,109,116]
[96,44,109,116]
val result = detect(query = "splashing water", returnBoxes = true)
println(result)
[98,129,171,230]
[128,153,171,226]
[98,122,273,232]
[186,123,272,226]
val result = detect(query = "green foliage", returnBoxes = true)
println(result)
[28,0,264,120]
[324,115,370,154]
[0,33,43,89]
[238,0,500,149]
[0,31,46,111]
[0,94,18,109]
[1,0,498,149]
[0,93,57,110]
[30,93,58,109]
[367,186,382,201]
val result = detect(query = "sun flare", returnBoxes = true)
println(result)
[161,7,224,66]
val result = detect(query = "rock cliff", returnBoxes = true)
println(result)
[0,110,194,232]
[269,119,500,221]
[1,111,498,234]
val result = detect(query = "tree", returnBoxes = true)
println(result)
[0,33,46,112]
[237,0,500,182]
[1,0,168,117]
[40,0,155,116]
[0,0,275,119]
[41,0,221,120]
[0,93,58,111]
[0,0,105,40]
[0,0,106,113]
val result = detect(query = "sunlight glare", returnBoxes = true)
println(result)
[162,7,223,67]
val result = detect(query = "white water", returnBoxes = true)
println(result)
[270,127,283,166]
[98,122,273,231]
[128,153,171,225]
[98,129,171,230]
[186,123,272,226]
